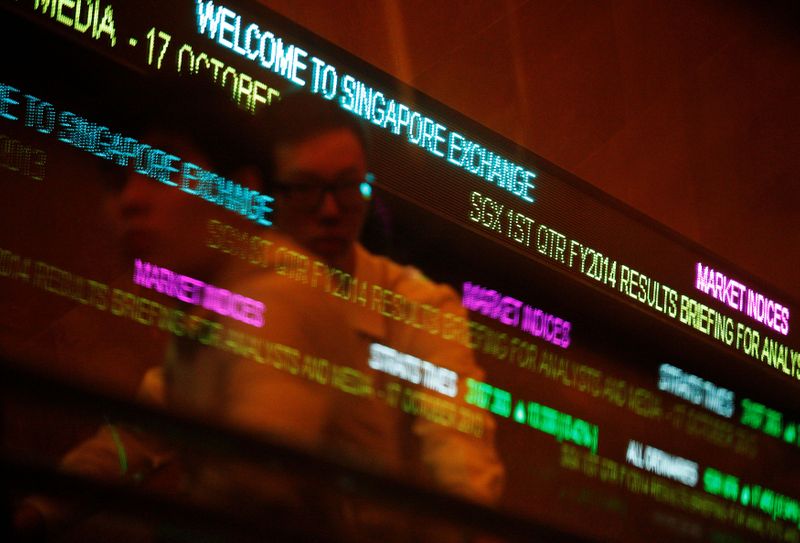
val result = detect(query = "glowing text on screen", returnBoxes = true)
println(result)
[740,398,800,448]
[133,259,265,327]
[658,363,734,418]
[696,262,790,336]
[520,399,599,454]
[0,134,46,181]
[175,41,281,113]
[194,0,538,204]
[129,24,282,114]
[368,343,458,397]
[561,444,794,539]
[0,82,274,227]
[196,1,308,86]
[466,191,800,380]
[462,281,571,348]
[625,440,699,487]
[0,245,489,440]
[466,378,599,453]
[206,219,562,375]
[703,467,800,527]
[469,191,535,246]
[32,0,117,46]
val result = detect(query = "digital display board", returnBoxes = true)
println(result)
[2,1,799,542]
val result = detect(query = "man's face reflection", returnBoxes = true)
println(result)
[272,128,369,271]
[108,131,226,278]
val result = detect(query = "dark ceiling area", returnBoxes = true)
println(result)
[261,0,800,301]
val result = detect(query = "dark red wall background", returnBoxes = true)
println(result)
[260,0,800,301]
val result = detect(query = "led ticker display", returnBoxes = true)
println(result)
[192,0,539,204]
[0,133,46,181]
[133,258,265,327]
[658,363,734,418]
[462,280,572,348]
[1,1,799,542]
[369,342,459,398]
[696,261,791,336]
[0,83,275,226]
[31,0,118,46]
[625,440,699,487]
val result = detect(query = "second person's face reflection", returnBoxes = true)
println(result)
[107,131,227,280]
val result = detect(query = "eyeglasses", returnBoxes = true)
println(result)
[273,172,374,211]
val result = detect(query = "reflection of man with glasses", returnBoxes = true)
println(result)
[15,88,504,540]
[268,106,374,274]
[13,83,366,539]
[263,93,505,507]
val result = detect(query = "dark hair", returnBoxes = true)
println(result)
[260,91,368,178]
